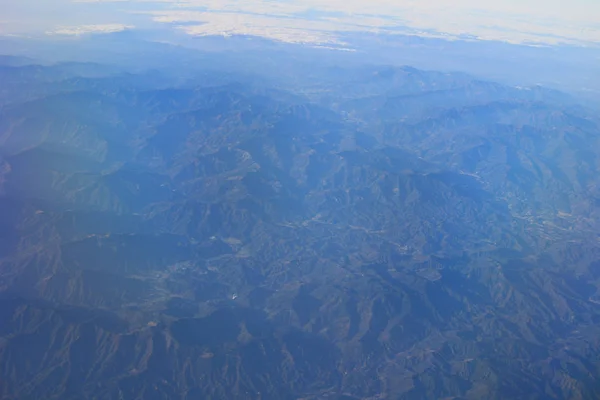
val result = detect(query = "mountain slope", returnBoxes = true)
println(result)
[0,61,599,400]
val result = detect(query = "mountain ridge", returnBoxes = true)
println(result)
[0,58,599,399]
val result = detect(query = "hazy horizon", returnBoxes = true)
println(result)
[2,0,600,46]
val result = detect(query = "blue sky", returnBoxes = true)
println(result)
[1,0,599,46]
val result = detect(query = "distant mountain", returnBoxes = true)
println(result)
[1,58,600,400]
[0,55,35,67]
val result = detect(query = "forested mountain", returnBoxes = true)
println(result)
[1,53,600,400]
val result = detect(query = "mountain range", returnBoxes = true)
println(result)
[0,51,600,400]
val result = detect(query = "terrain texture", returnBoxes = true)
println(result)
[0,52,600,399]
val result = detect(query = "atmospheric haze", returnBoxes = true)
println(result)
[2,0,600,45]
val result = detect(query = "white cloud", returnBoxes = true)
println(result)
[144,10,392,45]
[134,0,600,45]
[47,23,133,35]
[2,0,599,45]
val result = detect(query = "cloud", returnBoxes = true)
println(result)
[143,10,399,45]
[3,0,599,46]
[47,24,133,35]
[134,0,600,46]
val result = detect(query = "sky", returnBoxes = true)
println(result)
[1,0,600,46]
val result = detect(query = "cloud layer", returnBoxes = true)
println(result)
[48,24,133,35]
[2,0,599,46]
[144,0,600,46]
